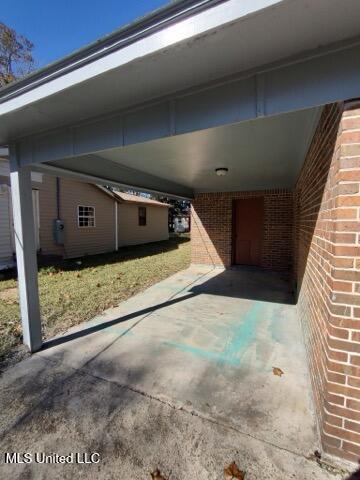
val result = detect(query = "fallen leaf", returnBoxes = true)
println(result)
[150,468,168,480]
[11,324,22,337]
[224,461,245,479]
[272,367,284,377]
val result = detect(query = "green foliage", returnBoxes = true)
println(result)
[0,22,34,87]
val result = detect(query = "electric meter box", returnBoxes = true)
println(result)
[53,219,65,245]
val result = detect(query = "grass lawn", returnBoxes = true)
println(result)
[0,237,190,364]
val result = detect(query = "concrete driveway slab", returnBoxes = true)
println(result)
[0,267,355,478]
[0,355,348,480]
[81,280,316,455]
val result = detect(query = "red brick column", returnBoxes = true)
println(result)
[296,102,360,462]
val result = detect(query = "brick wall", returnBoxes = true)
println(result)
[295,102,360,463]
[191,102,360,463]
[191,190,293,270]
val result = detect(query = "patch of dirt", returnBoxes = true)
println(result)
[0,344,30,374]
[0,287,18,304]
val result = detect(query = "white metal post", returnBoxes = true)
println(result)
[10,147,42,352]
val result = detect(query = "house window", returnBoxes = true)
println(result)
[138,207,147,226]
[78,206,95,227]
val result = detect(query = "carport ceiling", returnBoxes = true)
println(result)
[49,107,320,193]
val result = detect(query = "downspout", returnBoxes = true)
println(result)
[53,176,66,251]
[115,201,118,251]
[56,177,61,219]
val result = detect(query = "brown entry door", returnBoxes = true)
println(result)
[233,198,264,266]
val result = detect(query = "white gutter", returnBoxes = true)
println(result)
[0,0,282,116]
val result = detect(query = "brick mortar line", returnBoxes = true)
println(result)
[324,418,360,435]
[323,422,360,447]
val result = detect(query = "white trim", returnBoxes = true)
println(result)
[96,184,117,199]
[115,201,118,251]
[0,0,280,116]
[77,205,96,228]
[32,163,193,200]
[31,172,43,183]
[32,189,40,250]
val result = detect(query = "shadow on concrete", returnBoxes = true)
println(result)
[42,292,197,350]
[42,267,293,352]
[0,353,151,444]
[191,267,294,305]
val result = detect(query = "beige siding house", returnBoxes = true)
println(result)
[0,160,169,265]
[114,192,170,247]
[39,175,118,258]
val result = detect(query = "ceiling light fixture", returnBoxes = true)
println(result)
[215,167,228,176]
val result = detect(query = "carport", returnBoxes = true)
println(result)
[1,0,360,463]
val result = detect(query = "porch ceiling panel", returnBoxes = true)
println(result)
[11,42,360,169]
[47,107,320,194]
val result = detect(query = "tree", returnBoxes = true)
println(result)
[112,186,190,232]
[0,22,34,87]
[157,196,190,232]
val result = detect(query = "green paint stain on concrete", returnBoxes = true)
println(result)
[223,302,264,364]
[164,342,234,364]
[165,301,266,366]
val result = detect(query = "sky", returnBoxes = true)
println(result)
[2,0,170,69]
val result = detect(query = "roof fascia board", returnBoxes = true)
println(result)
[31,163,194,201]
[119,200,170,208]
[0,0,227,101]
[95,184,119,201]
[0,0,282,113]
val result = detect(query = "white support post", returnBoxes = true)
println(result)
[10,147,42,352]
